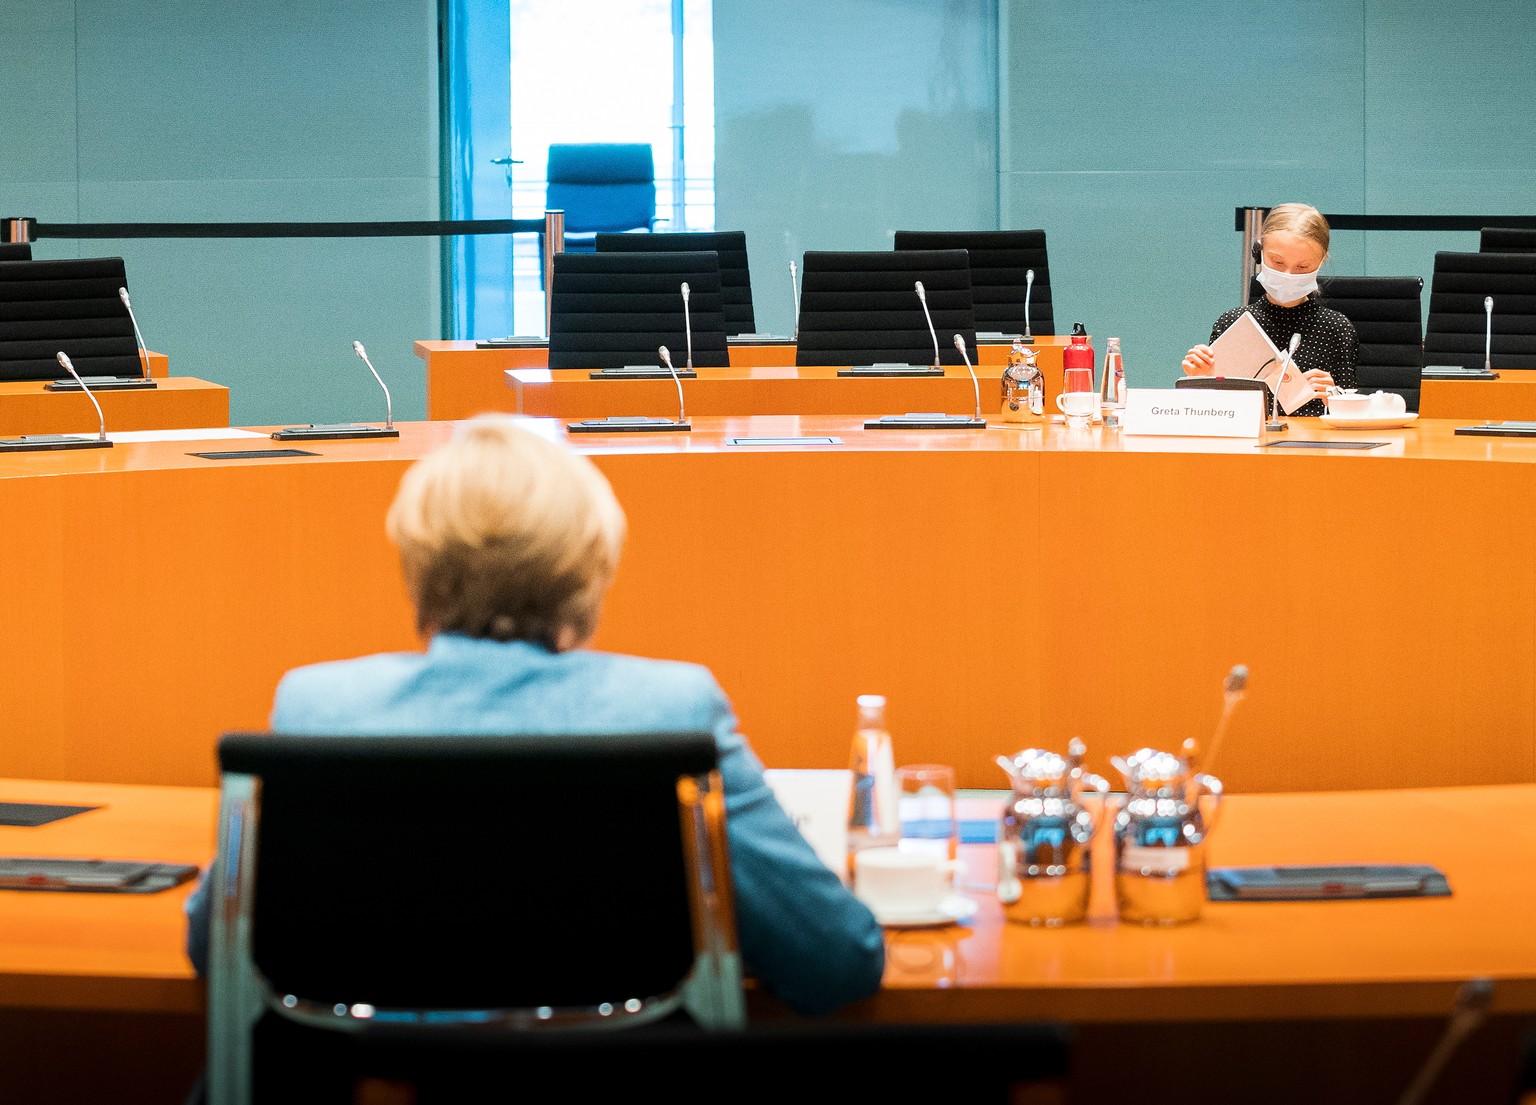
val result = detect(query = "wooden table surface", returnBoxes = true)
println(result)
[6,778,1535,1026]
[0,415,1532,796]
[416,337,1072,420]
[1420,368,1536,421]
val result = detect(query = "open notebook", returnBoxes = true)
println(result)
[1210,311,1315,414]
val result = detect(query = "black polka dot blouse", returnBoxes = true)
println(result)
[1210,297,1358,416]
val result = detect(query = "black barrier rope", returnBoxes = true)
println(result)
[1234,208,1536,232]
[3,217,546,241]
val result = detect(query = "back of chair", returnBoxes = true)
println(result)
[546,143,657,236]
[794,249,977,367]
[597,231,756,336]
[1480,227,1536,253]
[0,256,139,381]
[1423,251,1536,370]
[548,250,730,369]
[210,730,742,1104]
[893,229,1054,336]
[1319,275,1424,410]
[0,243,32,261]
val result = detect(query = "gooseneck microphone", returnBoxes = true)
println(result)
[1393,978,1494,1105]
[270,341,402,440]
[1023,268,1036,343]
[659,344,688,426]
[681,282,694,371]
[1485,296,1494,373]
[915,281,941,371]
[353,340,395,431]
[56,351,108,442]
[953,334,982,424]
[118,287,156,384]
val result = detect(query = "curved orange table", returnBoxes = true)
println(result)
[0,416,1531,797]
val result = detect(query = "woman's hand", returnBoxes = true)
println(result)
[1301,368,1334,399]
[1181,344,1215,376]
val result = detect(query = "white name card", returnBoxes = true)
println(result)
[1122,387,1263,438]
[763,768,853,883]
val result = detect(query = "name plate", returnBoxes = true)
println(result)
[1122,388,1262,438]
[762,768,853,882]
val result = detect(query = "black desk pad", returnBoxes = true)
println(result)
[188,448,319,460]
[1262,440,1388,450]
[0,801,98,827]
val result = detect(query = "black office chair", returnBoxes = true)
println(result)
[250,1015,1074,1105]
[0,243,32,261]
[1422,251,1536,370]
[547,250,730,369]
[1480,227,1536,253]
[596,231,757,336]
[207,731,744,1105]
[0,256,143,382]
[793,249,978,367]
[1320,276,1425,411]
[545,143,661,255]
[893,229,1055,337]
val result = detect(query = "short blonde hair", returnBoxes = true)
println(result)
[1261,202,1331,257]
[386,416,627,648]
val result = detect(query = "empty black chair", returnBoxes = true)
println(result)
[893,229,1054,337]
[597,231,756,336]
[0,256,142,382]
[1480,227,1536,253]
[794,249,977,367]
[249,1016,1074,1105]
[208,730,745,1105]
[547,251,729,370]
[1422,251,1536,370]
[0,243,32,261]
[1321,276,1425,411]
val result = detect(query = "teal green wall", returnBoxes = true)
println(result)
[1,1,441,425]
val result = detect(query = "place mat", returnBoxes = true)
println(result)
[0,801,98,827]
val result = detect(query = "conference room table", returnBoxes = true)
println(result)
[0,350,230,436]
[4,777,1533,1104]
[1,414,1534,797]
[415,336,1072,420]
[1420,368,1536,421]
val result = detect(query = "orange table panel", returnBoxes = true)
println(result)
[1420,369,1536,421]
[0,376,228,435]
[419,337,1073,420]
[0,416,1531,797]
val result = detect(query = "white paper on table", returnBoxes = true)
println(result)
[99,428,269,443]
[763,768,853,881]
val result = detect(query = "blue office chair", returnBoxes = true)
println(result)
[545,143,661,254]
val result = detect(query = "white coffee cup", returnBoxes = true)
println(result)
[1326,389,1372,418]
[1368,390,1407,417]
[1055,392,1096,420]
[853,846,960,919]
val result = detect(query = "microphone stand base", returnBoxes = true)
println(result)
[567,417,691,434]
[865,414,987,430]
[588,368,699,380]
[0,435,113,452]
[1265,420,1288,433]
[45,377,157,391]
[270,424,401,441]
[838,365,944,377]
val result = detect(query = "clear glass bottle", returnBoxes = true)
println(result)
[846,693,899,878]
[1099,337,1126,428]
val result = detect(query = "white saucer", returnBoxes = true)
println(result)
[1319,412,1419,430]
[873,893,980,929]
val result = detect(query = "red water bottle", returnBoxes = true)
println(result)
[1062,322,1095,397]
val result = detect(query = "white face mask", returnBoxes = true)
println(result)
[1257,262,1319,303]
